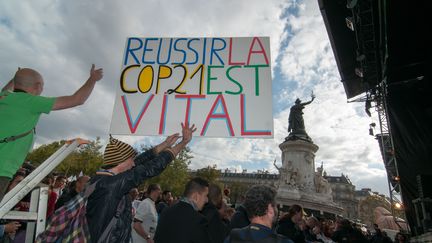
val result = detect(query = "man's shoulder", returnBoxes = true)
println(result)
[274,234,293,243]
[162,201,204,221]
[171,200,191,209]
[142,197,153,204]
[0,91,31,103]
[138,198,154,210]
[91,173,127,186]
[230,226,293,243]
[10,92,52,101]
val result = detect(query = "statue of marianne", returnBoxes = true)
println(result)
[287,92,315,140]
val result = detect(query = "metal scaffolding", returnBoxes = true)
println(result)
[348,0,407,229]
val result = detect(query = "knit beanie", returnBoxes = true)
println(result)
[102,136,137,169]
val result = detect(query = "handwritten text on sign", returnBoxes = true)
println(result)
[110,37,273,138]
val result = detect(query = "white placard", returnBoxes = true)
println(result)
[110,37,273,138]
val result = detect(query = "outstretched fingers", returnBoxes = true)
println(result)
[181,122,196,143]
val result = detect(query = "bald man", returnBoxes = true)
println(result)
[0,65,103,200]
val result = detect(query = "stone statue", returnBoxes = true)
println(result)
[274,160,288,184]
[314,163,332,194]
[273,160,298,187]
[289,167,299,186]
[286,92,315,141]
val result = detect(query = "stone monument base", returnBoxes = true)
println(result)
[276,187,343,215]
[276,139,343,216]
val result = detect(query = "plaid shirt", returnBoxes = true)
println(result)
[36,184,96,243]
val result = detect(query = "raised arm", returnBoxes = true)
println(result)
[125,123,197,191]
[301,94,315,106]
[1,68,21,92]
[52,64,103,110]
[167,123,196,157]
[273,159,280,170]
[1,78,14,92]
[134,123,195,167]
[153,133,181,154]
[134,133,180,166]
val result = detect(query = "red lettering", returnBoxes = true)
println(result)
[246,37,269,65]
[228,38,245,65]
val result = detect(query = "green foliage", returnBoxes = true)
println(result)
[26,140,65,165]
[225,181,248,205]
[26,138,104,176]
[195,164,221,184]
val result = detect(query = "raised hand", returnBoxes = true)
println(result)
[154,133,180,154]
[181,122,197,144]
[168,123,197,157]
[89,64,103,82]
[165,133,180,147]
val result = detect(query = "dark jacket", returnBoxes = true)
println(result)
[229,204,250,231]
[276,216,304,243]
[331,226,369,243]
[225,224,293,243]
[202,202,229,243]
[86,149,174,243]
[370,230,393,243]
[55,189,78,209]
[154,200,211,243]
[156,201,169,215]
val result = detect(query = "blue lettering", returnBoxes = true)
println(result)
[124,38,143,65]
[202,38,207,65]
[210,38,226,65]
[186,38,200,65]
[156,38,173,64]
[142,38,158,64]
[172,38,187,64]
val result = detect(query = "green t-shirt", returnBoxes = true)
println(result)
[0,91,55,178]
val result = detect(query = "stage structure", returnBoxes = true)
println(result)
[318,0,432,237]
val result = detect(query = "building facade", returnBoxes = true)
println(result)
[325,174,358,219]
[218,170,359,219]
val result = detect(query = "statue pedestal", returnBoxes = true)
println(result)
[276,139,343,215]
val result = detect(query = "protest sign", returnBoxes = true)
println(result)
[110,37,273,138]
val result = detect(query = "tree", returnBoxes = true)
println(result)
[143,147,193,197]
[26,138,103,176]
[225,181,248,205]
[196,164,221,184]
[26,140,64,166]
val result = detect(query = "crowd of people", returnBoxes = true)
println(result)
[1,67,410,243]
[0,163,410,243]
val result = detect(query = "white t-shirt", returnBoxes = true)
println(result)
[131,198,158,242]
[132,199,141,210]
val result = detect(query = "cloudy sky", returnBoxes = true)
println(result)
[0,0,388,195]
